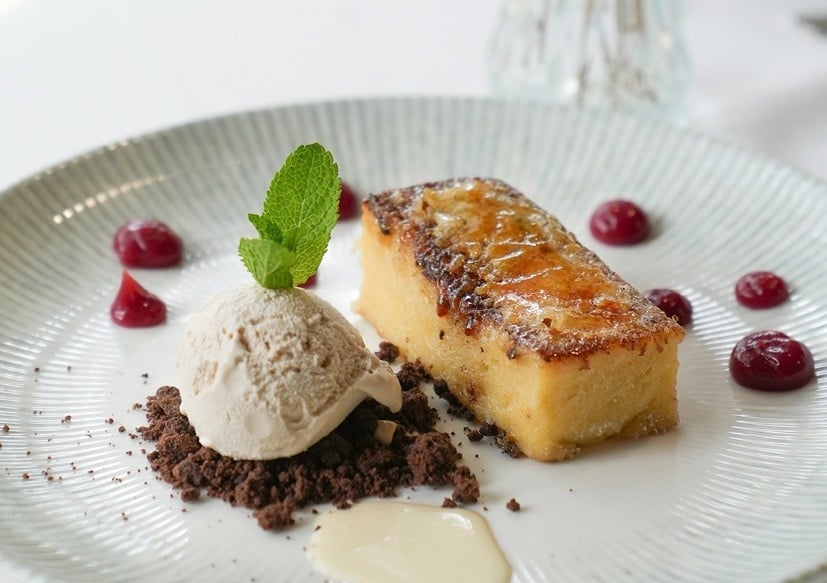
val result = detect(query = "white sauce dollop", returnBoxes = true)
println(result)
[308,501,511,583]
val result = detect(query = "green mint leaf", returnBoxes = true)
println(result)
[238,238,296,289]
[248,213,282,241]
[261,143,341,285]
[239,143,341,289]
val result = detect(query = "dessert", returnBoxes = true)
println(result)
[176,282,401,459]
[174,145,403,460]
[357,178,684,461]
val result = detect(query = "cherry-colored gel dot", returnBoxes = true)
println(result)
[735,271,789,309]
[299,273,318,288]
[110,271,167,328]
[589,200,649,245]
[113,219,183,268]
[645,289,692,326]
[338,182,360,220]
[730,330,815,391]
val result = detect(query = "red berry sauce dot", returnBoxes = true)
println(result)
[645,289,692,326]
[113,219,183,268]
[730,330,815,391]
[735,271,789,309]
[589,200,650,245]
[299,273,318,289]
[338,182,360,221]
[110,271,167,328]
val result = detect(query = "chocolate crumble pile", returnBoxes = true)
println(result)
[139,365,479,530]
[432,378,521,458]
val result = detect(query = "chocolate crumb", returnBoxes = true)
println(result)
[118,426,126,433]
[496,434,521,458]
[106,418,114,425]
[396,361,430,391]
[34,367,40,373]
[2,425,9,433]
[479,422,499,437]
[139,385,479,530]
[465,428,483,442]
[181,487,200,502]
[62,415,72,424]
[140,373,149,379]
[441,497,457,508]
[67,365,72,372]
[506,498,521,512]
[254,502,295,530]
[438,330,445,340]
[398,390,438,433]
[132,403,143,411]
[22,473,29,480]
[431,378,451,400]
[375,341,400,364]
[451,466,480,504]
[432,379,475,421]
[407,432,459,486]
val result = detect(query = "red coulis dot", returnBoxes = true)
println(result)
[338,182,360,221]
[299,273,318,289]
[735,271,789,309]
[589,200,649,245]
[110,271,167,328]
[645,289,692,326]
[729,330,815,391]
[113,219,183,268]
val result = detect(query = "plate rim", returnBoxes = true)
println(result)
[2,95,826,204]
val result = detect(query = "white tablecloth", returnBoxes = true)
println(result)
[1,0,826,192]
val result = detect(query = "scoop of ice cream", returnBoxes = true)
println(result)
[176,283,402,460]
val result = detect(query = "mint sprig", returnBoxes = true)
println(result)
[239,143,341,288]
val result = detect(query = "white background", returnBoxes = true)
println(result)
[1,0,826,193]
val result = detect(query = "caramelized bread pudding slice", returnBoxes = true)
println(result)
[357,178,683,461]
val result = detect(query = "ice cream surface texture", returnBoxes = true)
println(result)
[177,282,402,460]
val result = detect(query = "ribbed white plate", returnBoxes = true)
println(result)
[0,98,825,583]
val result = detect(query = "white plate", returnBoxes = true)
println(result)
[0,98,825,583]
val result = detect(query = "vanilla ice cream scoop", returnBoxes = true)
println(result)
[176,283,402,460]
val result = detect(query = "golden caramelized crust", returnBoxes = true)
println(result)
[365,178,684,361]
